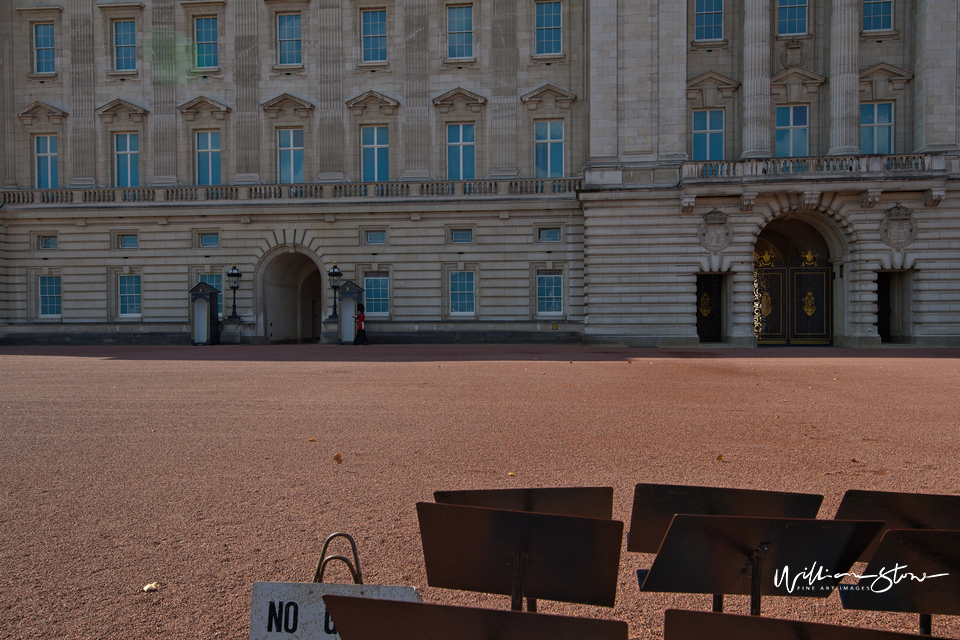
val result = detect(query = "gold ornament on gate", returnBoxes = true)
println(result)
[760,292,773,317]
[699,293,712,317]
[803,291,817,316]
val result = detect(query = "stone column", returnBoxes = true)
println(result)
[233,0,261,184]
[316,0,345,182]
[741,0,771,158]
[488,0,519,178]
[400,0,431,180]
[149,0,179,186]
[587,0,619,165]
[0,0,13,187]
[828,0,860,155]
[914,0,959,152]
[657,0,687,160]
[69,0,98,187]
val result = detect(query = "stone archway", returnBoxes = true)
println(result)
[259,249,325,343]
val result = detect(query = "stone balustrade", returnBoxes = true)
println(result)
[682,153,946,182]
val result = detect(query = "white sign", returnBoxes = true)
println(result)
[249,582,421,640]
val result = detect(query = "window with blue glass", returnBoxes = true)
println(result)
[863,0,892,31]
[364,273,389,314]
[861,103,893,154]
[197,131,221,185]
[537,271,563,314]
[776,105,808,157]
[118,274,141,316]
[693,110,724,161]
[362,10,387,62]
[199,273,223,316]
[195,17,218,68]
[447,5,473,59]
[34,24,55,74]
[39,275,61,316]
[535,120,563,178]
[535,1,562,55]
[35,135,58,189]
[278,14,302,65]
[450,271,475,314]
[695,0,723,41]
[115,133,139,187]
[278,129,304,183]
[447,123,475,180]
[777,0,807,35]
[361,125,389,182]
[114,20,136,70]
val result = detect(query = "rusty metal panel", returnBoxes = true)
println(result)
[434,487,614,519]
[664,609,925,640]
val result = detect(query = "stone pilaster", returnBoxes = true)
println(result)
[149,0,179,186]
[828,0,860,155]
[741,0,771,158]
[587,0,619,164]
[914,0,959,152]
[68,0,98,187]
[400,0,431,180]
[0,0,13,187]
[657,0,686,160]
[233,0,261,184]
[316,0,344,182]
[488,0,519,178]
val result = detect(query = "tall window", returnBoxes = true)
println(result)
[34,23,55,73]
[535,1,562,55]
[118,274,142,316]
[777,0,807,35]
[197,131,221,185]
[278,129,304,183]
[692,110,724,161]
[537,271,563,314]
[863,0,892,31]
[535,120,563,178]
[35,135,58,189]
[39,275,61,317]
[861,103,893,154]
[447,5,473,59]
[114,20,136,70]
[361,125,389,182]
[694,0,723,41]
[450,271,475,314]
[115,133,139,187]
[776,105,808,157]
[447,123,475,180]
[364,272,389,314]
[195,17,218,68]
[199,273,223,316]
[278,14,302,65]
[361,9,387,62]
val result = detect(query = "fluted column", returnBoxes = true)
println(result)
[488,0,519,177]
[68,0,97,187]
[914,0,959,152]
[741,0,771,158]
[828,0,860,155]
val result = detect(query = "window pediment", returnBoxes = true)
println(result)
[770,67,826,104]
[17,101,68,126]
[178,95,231,121]
[686,71,740,108]
[346,90,400,116]
[520,84,577,110]
[859,63,913,101]
[96,98,149,123]
[432,87,487,114]
[261,93,315,118]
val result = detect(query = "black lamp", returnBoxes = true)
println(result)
[226,263,242,321]
[327,262,342,321]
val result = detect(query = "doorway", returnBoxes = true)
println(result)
[262,252,323,342]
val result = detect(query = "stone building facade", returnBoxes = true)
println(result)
[1,0,958,346]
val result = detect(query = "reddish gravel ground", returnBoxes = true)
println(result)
[1,344,959,639]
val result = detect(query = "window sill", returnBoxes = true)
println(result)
[189,67,222,77]
[691,39,728,50]
[775,33,812,41]
[107,70,139,79]
[27,72,59,82]
[442,57,477,68]
[530,53,565,66]
[272,63,304,74]
[860,29,900,42]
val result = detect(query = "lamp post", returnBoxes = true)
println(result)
[226,263,243,322]
[327,262,342,321]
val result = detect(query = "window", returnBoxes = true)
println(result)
[38,235,58,250]
[535,120,564,178]
[199,273,223,316]
[537,271,563,314]
[447,123,475,180]
[195,17,218,68]
[199,232,220,248]
[775,105,808,157]
[777,0,807,35]
[34,23,55,74]
[694,0,723,41]
[450,229,473,243]
[450,271,475,314]
[692,110,724,161]
[118,234,138,249]
[39,275,61,317]
[447,5,473,59]
[361,9,386,62]
[278,14,302,65]
[278,129,304,183]
[535,1,562,55]
[538,227,561,242]
[114,20,136,70]
[863,0,892,31]
[35,135,58,189]
[115,133,139,187]
[361,125,389,182]
[365,230,387,245]
[196,131,221,185]
[364,272,389,314]
[861,103,893,154]
[118,274,141,316]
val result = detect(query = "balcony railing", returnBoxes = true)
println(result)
[682,153,946,182]
[2,178,582,207]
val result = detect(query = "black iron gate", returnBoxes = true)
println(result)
[755,258,832,346]
[696,274,723,342]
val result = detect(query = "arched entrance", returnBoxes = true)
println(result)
[753,217,834,346]
[260,250,325,343]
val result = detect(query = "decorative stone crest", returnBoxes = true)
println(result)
[879,203,918,250]
[698,209,732,254]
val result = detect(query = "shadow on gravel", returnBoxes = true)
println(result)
[1,344,958,363]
